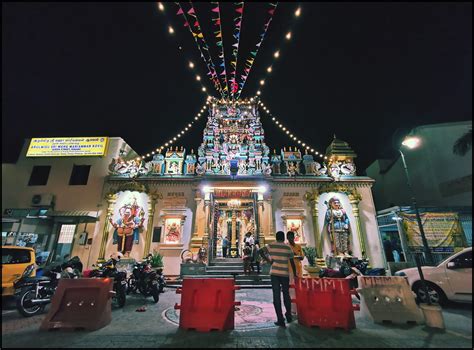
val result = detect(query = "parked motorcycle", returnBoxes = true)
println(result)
[319,256,386,299]
[89,257,127,308]
[14,256,83,317]
[126,256,162,303]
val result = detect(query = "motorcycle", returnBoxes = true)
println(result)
[14,256,83,317]
[319,256,386,299]
[126,256,162,303]
[89,257,127,308]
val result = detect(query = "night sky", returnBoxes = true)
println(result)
[2,2,472,172]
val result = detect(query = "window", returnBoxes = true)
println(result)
[58,224,76,244]
[451,251,472,268]
[28,166,51,186]
[69,165,91,185]
[2,248,31,264]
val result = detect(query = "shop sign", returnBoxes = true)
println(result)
[26,137,108,157]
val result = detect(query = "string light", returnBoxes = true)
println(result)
[257,99,326,161]
[156,4,214,97]
[135,101,209,161]
[196,75,201,81]
[253,4,302,98]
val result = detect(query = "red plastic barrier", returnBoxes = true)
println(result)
[40,278,115,331]
[174,278,240,332]
[290,278,358,330]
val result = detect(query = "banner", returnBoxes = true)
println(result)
[401,212,467,251]
[27,137,108,157]
[235,2,278,99]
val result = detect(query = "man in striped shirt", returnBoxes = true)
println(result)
[259,231,297,327]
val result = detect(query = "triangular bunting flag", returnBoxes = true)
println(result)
[216,41,223,47]
[215,32,222,38]
[232,43,238,48]
[176,8,184,15]
[194,21,199,27]
[236,20,242,27]
[235,7,243,13]
[198,33,203,38]
[220,62,225,67]
[246,58,254,64]
[216,19,221,26]
[244,68,250,73]
[250,51,257,57]
[220,70,226,75]
[184,21,189,27]
[256,42,262,47]
[268,9,275,15]
[187,7,195,15]
[212,6,219,13]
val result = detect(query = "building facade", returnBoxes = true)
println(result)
[3,99,385,276]
[366,121,472,270]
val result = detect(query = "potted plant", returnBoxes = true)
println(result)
[302,247,321,275]
[150,251,164,270]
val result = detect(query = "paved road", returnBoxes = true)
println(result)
[2,289,472,348]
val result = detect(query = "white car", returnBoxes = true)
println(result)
[395,247,472,305]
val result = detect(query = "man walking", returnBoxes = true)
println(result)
[259,231,297,327]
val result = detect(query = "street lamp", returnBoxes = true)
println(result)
[399,135,434,266]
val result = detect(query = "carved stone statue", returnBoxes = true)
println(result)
[324,197,352,256]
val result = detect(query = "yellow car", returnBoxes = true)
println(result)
[2,246,36,296]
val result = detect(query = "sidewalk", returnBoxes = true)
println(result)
[2,289,472,348]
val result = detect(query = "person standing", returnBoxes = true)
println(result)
[251,239,261,274]
[242,242,252,275]
[259,231,297,328]
[287,231,304,315]
[287,231,304,278]
[222,236,230,258]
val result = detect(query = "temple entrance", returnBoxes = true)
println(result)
[212,199,255,258]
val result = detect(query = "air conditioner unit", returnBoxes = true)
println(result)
[31,194,55,207]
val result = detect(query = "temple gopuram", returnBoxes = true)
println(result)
[101,98,384,276]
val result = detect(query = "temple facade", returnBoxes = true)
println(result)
[92,98,385,276]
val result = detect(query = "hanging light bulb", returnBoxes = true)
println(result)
[274,51,280,58]
[286,32,292,40]
[267,66,272,73]
[158,2,164,11]
[168,26,174,34]
[260,80,265,86]
[257,90,261,95]
[202,87,206,92]
[196,75,201,81]
[295,7,301,17]
[189,61,194,68]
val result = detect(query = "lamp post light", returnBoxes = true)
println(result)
[399,135,434,266]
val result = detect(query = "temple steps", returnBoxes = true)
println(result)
[168,258,272,288]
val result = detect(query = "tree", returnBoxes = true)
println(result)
[453,128,472,156]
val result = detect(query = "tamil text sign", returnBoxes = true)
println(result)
[26,137,108,157]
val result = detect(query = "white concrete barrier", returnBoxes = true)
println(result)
[357,276,424,324]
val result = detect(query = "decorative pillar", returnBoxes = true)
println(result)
[305,190,322,257]
[231,210,237,248]
[349,191,367,259]
[98,193,118,262]
[143,194,158,259]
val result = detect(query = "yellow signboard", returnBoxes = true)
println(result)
[26,137,109,157]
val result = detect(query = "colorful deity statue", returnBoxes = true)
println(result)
[110,197,145,257]
[324,197,352,256]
